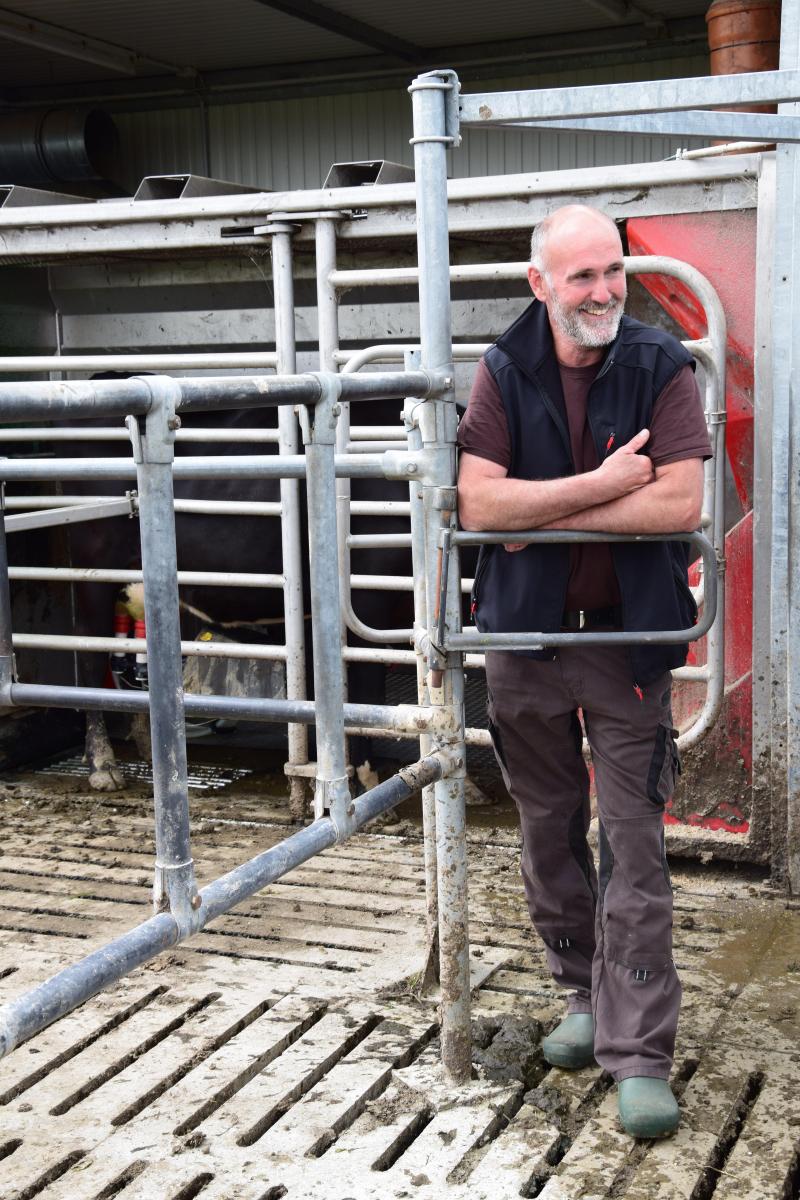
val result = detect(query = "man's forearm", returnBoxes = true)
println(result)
[458,470,621,531]
[544,475,700,534]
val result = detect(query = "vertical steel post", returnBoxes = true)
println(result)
[770,6,800,891]
[127,379,200,929]
[410,70,472,1082]
[300,378,352,834]
[404,351,439,968]
[315,218,355,785]
[752,155,776,858]
[0,483,15,704]
[270,224,310,820]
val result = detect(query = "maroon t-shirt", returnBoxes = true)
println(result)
[457,360,712,610]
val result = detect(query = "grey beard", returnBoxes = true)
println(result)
[549,294,625,349]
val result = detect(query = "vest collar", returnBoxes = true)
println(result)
[495,297,622,377]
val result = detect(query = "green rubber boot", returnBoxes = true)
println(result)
[618,1077,680,1138]
[541,1013,595,1069]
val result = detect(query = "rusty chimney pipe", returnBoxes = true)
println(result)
[706,0,781,113]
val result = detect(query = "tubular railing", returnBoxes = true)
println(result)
[0,367,469,1070]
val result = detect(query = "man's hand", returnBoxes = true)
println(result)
[595,429,653,500]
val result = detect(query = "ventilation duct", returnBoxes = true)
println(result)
[0,108,120,186]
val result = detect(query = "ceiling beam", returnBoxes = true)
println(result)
[581,0,633,21]
[0,16,707,111]
[248,0,425,61]
[580,0,668,28]
[0,5,191,76]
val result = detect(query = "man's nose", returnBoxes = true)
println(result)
[591,279,612,303]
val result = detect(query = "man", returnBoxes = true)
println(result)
[457,204,711,1138]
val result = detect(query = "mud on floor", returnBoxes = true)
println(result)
[0,766,798,1200]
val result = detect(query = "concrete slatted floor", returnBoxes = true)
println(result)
[0,766,799,1199]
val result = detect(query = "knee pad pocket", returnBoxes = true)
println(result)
[646,724,681,807]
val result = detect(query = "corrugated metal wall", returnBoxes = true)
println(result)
[113,54,708,193]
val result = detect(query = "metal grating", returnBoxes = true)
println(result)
[0,777,798,1198]
[37,755,253,791]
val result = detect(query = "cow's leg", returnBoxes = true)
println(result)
[85,709,126,791]
[130,711,152,763]
[74,580,127,791]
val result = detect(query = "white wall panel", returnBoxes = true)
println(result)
[114,54,709,195]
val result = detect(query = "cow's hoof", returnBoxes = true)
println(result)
[89,764,126,792]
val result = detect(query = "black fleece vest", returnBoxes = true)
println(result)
[469,300,697,686]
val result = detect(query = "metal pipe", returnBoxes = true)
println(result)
[0,370,442,425]
[8,567,283,588]
[10,635,481,669]
[330,262,529,289]
[676,141,774,159]
[271,223,311,819]
[0,493,14,702]
[0,353,279,373]
[338,344,489,371]
[5,497,133,534]
[315,217,412,656]
[0,428,281,442]
[130,381,198,926]
[405,360,439,979]
[304,376,350,826]
[346,441,405,453]
[346,533,412,549]
[412,68,471,1085]
[457,70,800,124]
[1,496,283,514]
[0,452,417,481]
[349,427,409,439]
[13,632,289,662]
[314,216,357,793]
[349,500,410,516]
[451,531,717,649]
[11,682,457,737]
[0,751,452,1060]
[329,255,733,301]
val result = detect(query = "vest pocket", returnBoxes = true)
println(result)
[646,723,681,807]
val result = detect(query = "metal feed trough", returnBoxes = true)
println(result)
[6,29,800,1079]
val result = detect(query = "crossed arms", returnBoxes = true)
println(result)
[457,429,704,537]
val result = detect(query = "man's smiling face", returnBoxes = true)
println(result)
[528,209,627,364]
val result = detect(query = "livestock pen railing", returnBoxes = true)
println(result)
[0,366,477,1077]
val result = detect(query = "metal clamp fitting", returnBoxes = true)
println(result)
[316,774,356,841]
[300,373,342,447]
[153,859,204,938]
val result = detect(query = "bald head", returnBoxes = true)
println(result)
[530,205,621,275]
[526,204,627,365]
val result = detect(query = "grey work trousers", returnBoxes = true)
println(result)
[485,645,681,1081]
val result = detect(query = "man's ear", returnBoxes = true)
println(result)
[527,264,547,302]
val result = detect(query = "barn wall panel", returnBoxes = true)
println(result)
[113,54,708,194]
